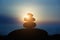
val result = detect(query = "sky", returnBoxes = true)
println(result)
[0,0,60,35]
[0,0,60,22]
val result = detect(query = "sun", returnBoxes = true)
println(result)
[18,12,37,23]
[24,14,30,20]
[16,5,40,23]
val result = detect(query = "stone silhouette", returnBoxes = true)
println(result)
[24,13,35,22]
[8,13,48,40]
[23,13,36,29]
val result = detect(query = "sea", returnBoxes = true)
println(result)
[0,23,60,35]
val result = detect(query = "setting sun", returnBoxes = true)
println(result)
[16,5,42,23]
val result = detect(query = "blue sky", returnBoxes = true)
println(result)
[0,0,60,22]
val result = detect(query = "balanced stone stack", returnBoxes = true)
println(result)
[23,13,36,29]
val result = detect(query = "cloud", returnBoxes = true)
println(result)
[0,14,19,24]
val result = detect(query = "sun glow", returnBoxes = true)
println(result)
[24,14,30,20]
[16,5,41,23]
[20,8,37,22]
